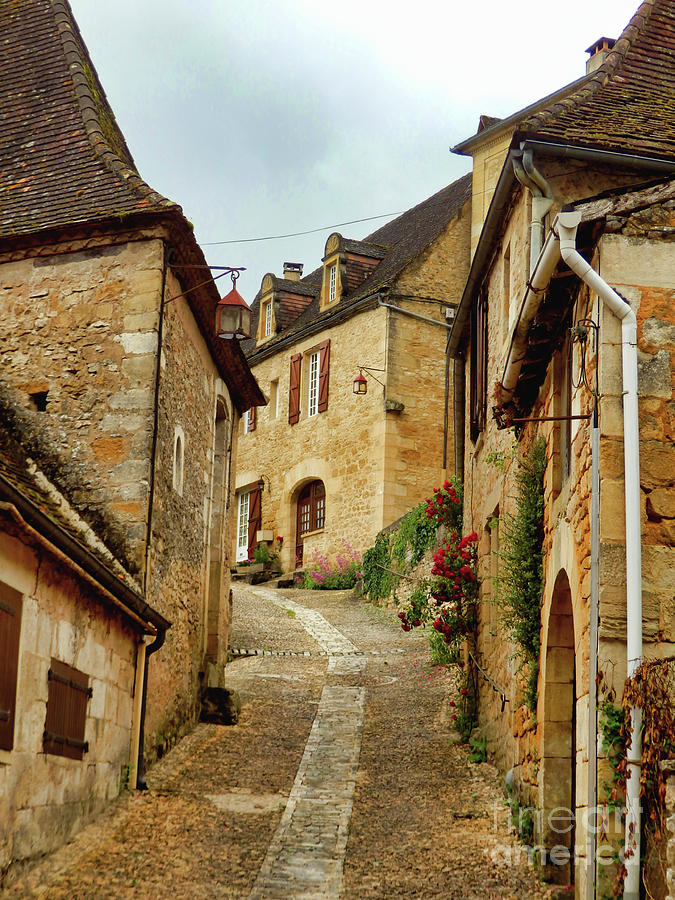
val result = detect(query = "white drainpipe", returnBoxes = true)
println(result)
[556,211,643,900]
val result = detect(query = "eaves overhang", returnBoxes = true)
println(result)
[447,140,675,360]
[451,74,592,156]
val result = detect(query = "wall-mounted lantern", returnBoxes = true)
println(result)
[257,474,271,493]
[353,371,368,394]
[216,269,251,340]
[353,365,385,396]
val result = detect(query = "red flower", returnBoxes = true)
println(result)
[460,688,468,696]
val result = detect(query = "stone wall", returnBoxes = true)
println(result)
[0,522,140,879]
[460,172,675,895]
[0,237,164,574]
[236,305,388,572]
[0,232,240,764]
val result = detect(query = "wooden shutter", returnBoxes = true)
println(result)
[0,583,22,752]
[317,339,330,413]
[247,487,262,558]
[44,658,91,760]
[289,354,302,425]
[470,289,488,441]
[248,405,256,431]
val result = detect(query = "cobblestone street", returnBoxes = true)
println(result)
[3,586,552,899]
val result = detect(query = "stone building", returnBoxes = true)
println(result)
[0,417,168,878]
[0,0,264,781]
[449,2,675,895]
[234,177,472,572]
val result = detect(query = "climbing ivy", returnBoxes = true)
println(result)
[497,437,547,713]
[361,533,396,602]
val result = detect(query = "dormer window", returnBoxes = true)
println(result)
[328,264,337,303]
[263,300,273,337]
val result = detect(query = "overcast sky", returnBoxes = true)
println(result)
[69,0,639,299]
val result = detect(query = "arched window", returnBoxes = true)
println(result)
[173,426,184,496]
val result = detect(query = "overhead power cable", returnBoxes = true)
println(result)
[201,211,404,246]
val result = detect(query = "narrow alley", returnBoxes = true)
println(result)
[3,587,550,899]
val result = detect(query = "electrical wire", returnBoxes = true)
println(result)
[201,211,404,246]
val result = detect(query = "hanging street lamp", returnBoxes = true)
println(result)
[216,269,251,340]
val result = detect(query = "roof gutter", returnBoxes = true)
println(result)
[519,139,675,174]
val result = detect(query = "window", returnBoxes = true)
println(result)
[264,301,272,337]
[43,659,91,760]
[236,487,261,562]
[328,264,337,302]
[502,245,511,341]
[243,406,256,434]
[0,582,22,752]
[236,491,250,562]
[269,379,279,419]
[173,426,184,496]
[470,289,488,441]
[308,350,320,417]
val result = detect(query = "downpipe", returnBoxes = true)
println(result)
[556,211,643,900]
[513,147,554,274]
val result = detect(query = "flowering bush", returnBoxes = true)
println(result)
[301,542,362,590]
[424,478,463,533]
[398,530,479,648]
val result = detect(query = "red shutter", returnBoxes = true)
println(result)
[0,583,22,752]
[317,339,330,413]
[289,354,302,425]
[247,487,262,558]
[248,405,256,431]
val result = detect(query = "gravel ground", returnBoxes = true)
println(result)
[2,583,556,899]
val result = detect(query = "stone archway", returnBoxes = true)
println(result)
[539,568,576,884]
[294,479,326,566]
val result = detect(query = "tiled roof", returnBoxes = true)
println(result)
[343,238,387,259]
[244,173,472,358]
[0,0,178,238]
[516,0,675,160]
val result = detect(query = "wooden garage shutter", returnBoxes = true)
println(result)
[43,659,91,761]
[317,339,330,413]
[289,353,302,425]
[0,583,22,752]
[247,487,262,558]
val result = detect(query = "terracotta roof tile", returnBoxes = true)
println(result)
[0,0,178,238]
[517,0,675,159]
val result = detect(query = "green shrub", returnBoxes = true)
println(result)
[498,437,547,713]
[391,502,437,570]
[361,533,395,601]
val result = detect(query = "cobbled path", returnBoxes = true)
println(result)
[1,584,552,899]
[249,589,364,899]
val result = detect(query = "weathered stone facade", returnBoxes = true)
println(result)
[0,489,151,879]
[235,184,471,572]
[0,231,255,758]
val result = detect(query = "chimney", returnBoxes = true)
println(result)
[283,262,303,282]
[585,36,616,74]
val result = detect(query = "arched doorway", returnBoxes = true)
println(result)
[539,568,576,884]
[295,480,325,565]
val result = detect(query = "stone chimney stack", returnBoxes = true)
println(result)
[585,37,616,74]
[283,262,303,282]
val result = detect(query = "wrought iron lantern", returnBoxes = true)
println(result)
[216,270,251,340]
[353,371,368,394]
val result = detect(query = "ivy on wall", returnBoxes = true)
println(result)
[497,437,547,713]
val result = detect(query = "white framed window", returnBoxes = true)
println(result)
[236,491,250,562]
[173,426,185,496]
[328,264,337,302]
[264,301,272,337]
[243,410,251,434]
[307,350,320,417]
